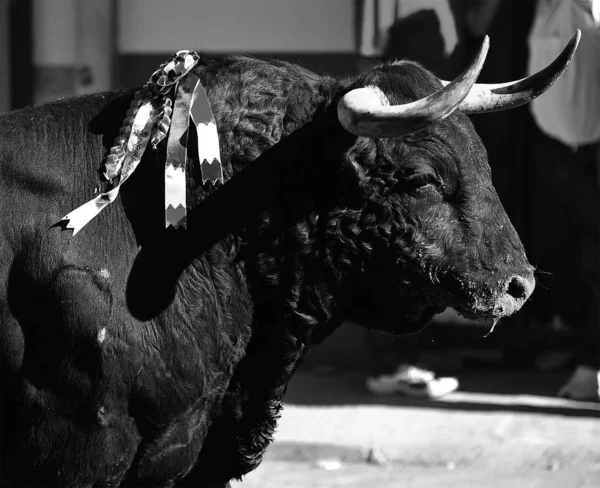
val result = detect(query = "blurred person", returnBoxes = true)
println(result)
[357,0,464,78]
[357,0,468,398]
[527,0,600,401]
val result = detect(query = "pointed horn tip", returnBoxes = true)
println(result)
[449,34,489,90]
[469,35,490,75]
[571,29,581,50]
[476,35,490,59]
[560,30,581,64]
[482,35,490,50]
[555,29,581,71]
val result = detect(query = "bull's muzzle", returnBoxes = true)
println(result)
[456,271,535,335]
[495,273,535,317]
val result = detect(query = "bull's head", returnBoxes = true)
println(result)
[320,32,580,337]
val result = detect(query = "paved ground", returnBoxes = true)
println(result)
[233,462,600,488]
[232,349,600,488]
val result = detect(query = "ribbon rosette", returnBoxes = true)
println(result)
[58,50,223,234]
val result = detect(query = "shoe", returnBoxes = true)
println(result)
[366,364,459,398]
[558,365,600,401]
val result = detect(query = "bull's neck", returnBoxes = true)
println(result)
[190,284,307,485]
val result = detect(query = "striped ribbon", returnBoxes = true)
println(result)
[57,50,223,234]
[164,73,223,229]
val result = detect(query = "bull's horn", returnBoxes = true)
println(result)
[337,36,490,138]
[443,30,581,114]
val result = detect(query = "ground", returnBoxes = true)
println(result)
[235,462,600,488]
[233,345,600,488]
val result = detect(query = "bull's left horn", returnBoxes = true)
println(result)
[444,30,580,114]
[337,36,490,138]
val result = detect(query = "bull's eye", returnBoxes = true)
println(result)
[405,173,437,190]
[393,171,442,198]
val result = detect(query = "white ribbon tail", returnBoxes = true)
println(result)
[196,122,223,184]
[190,82,223,185]
[57,101,156,234]
[59,188,119,235]
[165,165,186,229]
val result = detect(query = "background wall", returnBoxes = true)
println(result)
[6,0,360,109]
[118,0,355,54]
[0,0,10,112]
[116,0,357,87]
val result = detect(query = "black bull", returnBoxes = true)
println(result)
[0,35,578,488]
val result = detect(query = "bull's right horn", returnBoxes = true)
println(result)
[337,36,490,139]
[443,30,581,114]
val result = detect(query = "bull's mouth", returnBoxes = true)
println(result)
[449,286,531,336]
[477,316,500,336]
[450,310,501,336]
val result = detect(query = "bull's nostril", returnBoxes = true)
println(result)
[506,276,529,300]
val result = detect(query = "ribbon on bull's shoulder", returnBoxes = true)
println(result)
[165,74,224,228]
[190,82,223,186]
[59,95,157,235]
[57,50,223,234]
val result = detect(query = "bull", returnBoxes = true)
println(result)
[0,32,579,488]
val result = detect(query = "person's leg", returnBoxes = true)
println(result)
[556,141,600,400]
[578,283,600,369]
[529,128,587,327]
[576,142,600,371]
